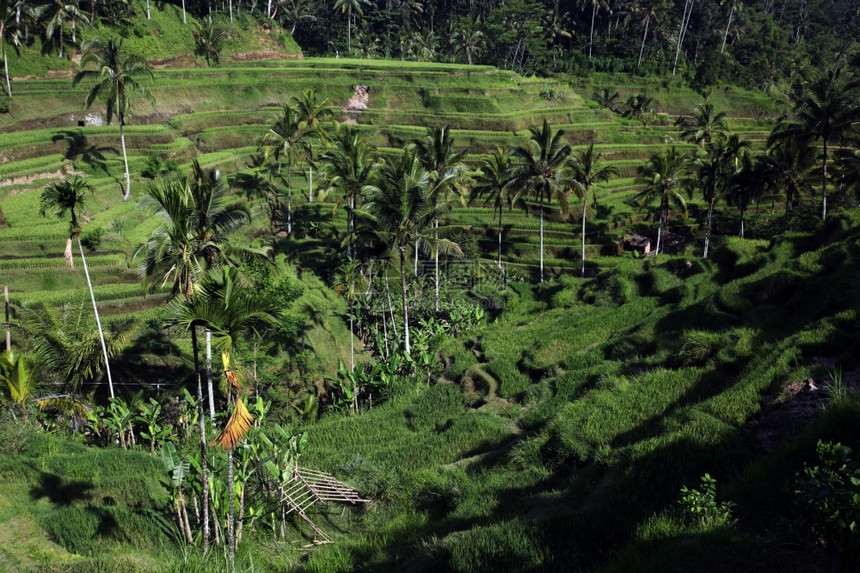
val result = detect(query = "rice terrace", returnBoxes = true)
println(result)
[0,0,859,571]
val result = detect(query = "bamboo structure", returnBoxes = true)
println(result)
[281,466,368,544]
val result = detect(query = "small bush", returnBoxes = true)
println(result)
[405,384,463,432]
[80,227,105,251]
[673,473,735,530]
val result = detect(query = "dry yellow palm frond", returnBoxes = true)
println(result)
[210,396,254,451]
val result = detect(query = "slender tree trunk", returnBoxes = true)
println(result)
[399,248,410,355]
[539,196,545,283]
[581,200,587,277]
[821,141,828,220]
[146,0,150,18]
[497,207,503,269]
[120,122,132,201]
[638,17,650,68]
[704,200,714,258]
[79,238,114,398]
[656,212,663,255]
[4,285,10,351]
[182,0,187,23]
[673,0,695,76]
[589,3,596,59]
[414,239,418,277]
[308,165,313,202]
[206,329,215,421]
[720,7,733,53]
[434,219,439,312]
[287,168,292,235]
[191,326,211,551]
[227,449,236,573]
[3,53,11,98]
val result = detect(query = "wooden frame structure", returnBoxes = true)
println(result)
[282,465,369,544]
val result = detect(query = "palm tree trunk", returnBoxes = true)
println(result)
[539,196,545,283]
[78,238,114,398]
[146,0,150,18]
[206,329,215,421]
[182,0,187,23]
[821,141,828,220]
[589,3,596,60]
[704,200,714,258]
[581,200,587,277]
[3,55,11,98]
[191,326,211,551]
[227,448,236,573]
[720,7,733,53]
[120,122,132,201]
[308,165,313,202]
[434,219,439,312]
[399,248,410,355]
[497,207,503,270]
[638,17,650,68]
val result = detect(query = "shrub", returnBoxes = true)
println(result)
[405,384,463,432]
[673,473,735,530]
[485,358,531,399]
[80,227,105,251]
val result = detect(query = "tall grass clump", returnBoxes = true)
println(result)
[485,358,531,399]
[446,520,548,572]
[405,384,464,432]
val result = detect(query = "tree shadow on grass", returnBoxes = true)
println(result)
[30,471,93,506]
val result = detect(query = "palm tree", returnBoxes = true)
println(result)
[40,0,89,59]
[73,38,154,201]
[623,91,655,126]
[676,102,728,147]
[761,138,818,217]
[193,15,227,67]
[579,0,610,59]
[413,125,467,310]
[0,350,37,420]
[452,18,485,65]
[39,176,116,398]
[260,103,312,235]
[691,135,748,257]
[569,143,617,276]
[635,0,663,68]
[471,147,516,270]
[291,88,337,202]
[720,0,742,53]
[633,147,689,256]
[769,65,860,220]
[166,266,279,572]
[334,0,370,52]
[322,125,379,257]
[1,0,21,97]
[592,86,620,112]
[360,150,461,355]
[510,120,571,282]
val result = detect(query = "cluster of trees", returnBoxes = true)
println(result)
[1,0,857,91]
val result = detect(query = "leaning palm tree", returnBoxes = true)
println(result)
[569,143,617,275]
[40,0,89,59]
[359,150,462,355]
[509,119,571,282]
[633,147,689,256]
[1,0,21,97]
[768,65,860,220]
[471,147,516,270]
[73,38,154,201]
[166,266,279,573]
[39,176,116,398]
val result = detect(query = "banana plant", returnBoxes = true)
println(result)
[138,397,174,454]
[0,350,37,421]
[162,442,193,543]
[103,392,141,449]
[258,424,308,538]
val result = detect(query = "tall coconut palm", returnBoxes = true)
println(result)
[291,88,337,202]
[633,147,689,256]
[334,0,370,52]
[260,103,312,235]
[569,143,617,276]
[73,38,154,201]
[1,0,21,97]
[39,176,116,398]
[322,125,379,257]
[579,0,610,59]
[635,0,664,68]
[413,124,467,310]
[720,0,742,53]
[452,19,485,65]
[761,138,818,217]
[360,150,462,355]
[509,120,571,282]
[691,135,748,258]
[676,102,728,147]
[769,65,860,220]
[471,147,516,270]
[166,266,279,572]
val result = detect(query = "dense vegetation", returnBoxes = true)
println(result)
[1,1,860,572]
